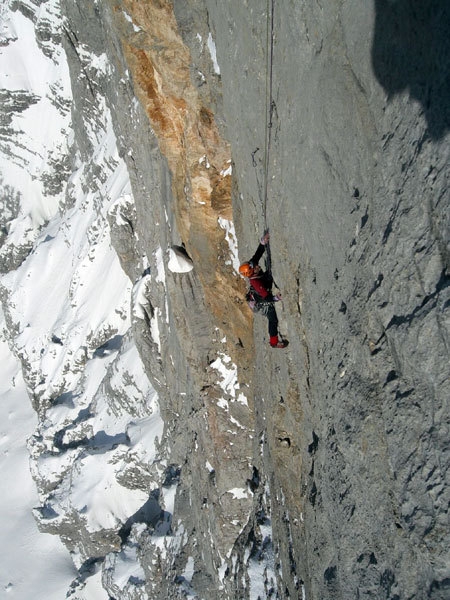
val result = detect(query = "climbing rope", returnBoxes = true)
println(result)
[262,0,275,227]
[249,1,277,275]
[262,0,276,275]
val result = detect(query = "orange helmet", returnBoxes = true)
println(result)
[239,262,254,277]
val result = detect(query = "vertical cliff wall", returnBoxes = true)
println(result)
[103,1,448,598]
[1,0,448,599]
[203,2,449,599]
[59,0,265,597]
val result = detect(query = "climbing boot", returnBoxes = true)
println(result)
[270,336,289,348]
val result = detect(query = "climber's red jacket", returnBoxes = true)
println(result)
[248,243,275,300]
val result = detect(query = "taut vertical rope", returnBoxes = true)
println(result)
[263,0,275,274]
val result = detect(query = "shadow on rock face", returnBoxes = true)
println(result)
[372,0,450,139]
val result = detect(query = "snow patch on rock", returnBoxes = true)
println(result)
[167,246,194,273]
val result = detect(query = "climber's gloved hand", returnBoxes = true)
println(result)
[261,231,270,245]
[273,294,282,302]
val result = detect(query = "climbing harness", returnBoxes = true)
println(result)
[245,288,274,314]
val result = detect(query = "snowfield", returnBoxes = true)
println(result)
[0,319,77,599]
[0,1,163,598]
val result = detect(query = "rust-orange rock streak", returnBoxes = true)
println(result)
[116,0,253,361]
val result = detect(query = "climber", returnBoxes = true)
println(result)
[239,232,288,348]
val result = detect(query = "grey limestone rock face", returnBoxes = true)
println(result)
[204,1,449,599]
[2,0,448,598]
[57,0,450,598]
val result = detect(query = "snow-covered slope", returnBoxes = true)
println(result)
[0,1,163,597]
[0,315,76,599]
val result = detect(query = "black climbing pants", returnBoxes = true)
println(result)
[266,304,279,337]
[256,302,278,337]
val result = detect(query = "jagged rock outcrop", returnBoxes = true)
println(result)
[0,0,448,599]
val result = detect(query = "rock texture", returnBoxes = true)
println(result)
[1,0,449,599]
[205,2,450,598]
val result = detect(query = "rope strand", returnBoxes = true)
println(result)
[263,0,275,223]
[263,0,275,274]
